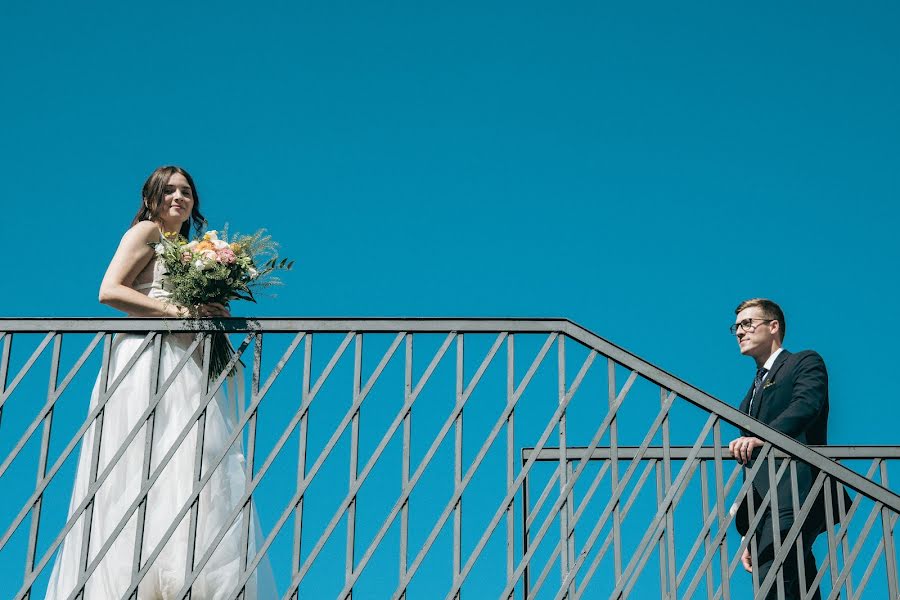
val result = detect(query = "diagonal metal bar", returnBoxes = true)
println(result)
[529,377,644,599]
[850,512,898,600]
[443,349,599,600]
[822,500,885,600]
[715,465,822,600]
[612,436,717,600]
[503,383,674,600]
[663,445,788,600]
[235,331,305,598]
[1,332,160,554]
[384,334,559,600]
[529,456,656,600]
[517,387,674,600]
[270,332,457,598]
[686,444,784,600]
[1,331,106,484]
[0,332,141,482]
[0,331,54,410]
[824,459,887,600]
[356,333,559,598]
[29,332,253,600]
[674,460,745,587]
[147,330,353,600]
[723,457,794,578]
[315,332,508,599]
[528,390,661,600]
[177,332,405,600]
[0,332,10,401]
[570,406,717,600]
[117,331,302,600]
[623,459,707,600]
[52,332,105,400]
[307,332,356,401]
[526,469,563,531]
[274,331,503,598]
[583,459,661,589]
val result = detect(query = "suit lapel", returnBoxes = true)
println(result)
[765,349,791,385]
[750,349,791,419]
[738,384,754,415]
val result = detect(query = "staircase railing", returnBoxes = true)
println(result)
[0,318,896,599]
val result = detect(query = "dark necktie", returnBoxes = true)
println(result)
[748,367,768,415]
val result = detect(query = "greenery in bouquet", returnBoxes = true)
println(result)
[153,227,293,379]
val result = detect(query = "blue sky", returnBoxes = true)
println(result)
[1,0,899,596]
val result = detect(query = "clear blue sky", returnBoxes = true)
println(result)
[1,0,898,596]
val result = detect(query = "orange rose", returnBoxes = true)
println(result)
[196,241,215,252]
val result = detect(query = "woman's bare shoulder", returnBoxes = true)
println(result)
[122,221,162,245]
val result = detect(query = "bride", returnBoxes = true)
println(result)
[45,166,275,599]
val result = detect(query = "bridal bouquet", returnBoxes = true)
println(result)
[154,228,293,379]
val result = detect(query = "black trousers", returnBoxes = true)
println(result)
[753,522,821,600]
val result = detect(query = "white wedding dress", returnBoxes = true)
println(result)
[45,257,276,599]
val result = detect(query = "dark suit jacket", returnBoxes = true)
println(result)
[735,349,833,539]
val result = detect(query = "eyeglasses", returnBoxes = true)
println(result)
[729,318,774,335]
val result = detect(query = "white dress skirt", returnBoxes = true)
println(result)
[45,259,276,599]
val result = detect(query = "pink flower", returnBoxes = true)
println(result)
[181,251,193,264]
[202,249,217,262]
[216,247,237,264]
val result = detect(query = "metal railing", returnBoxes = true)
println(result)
[0,318,897,599]
[522,446,900,599]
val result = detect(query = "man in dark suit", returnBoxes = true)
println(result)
[727,298,829,600]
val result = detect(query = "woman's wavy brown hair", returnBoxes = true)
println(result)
[130,165,206,238]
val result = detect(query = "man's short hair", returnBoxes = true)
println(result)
[735,298,786,342]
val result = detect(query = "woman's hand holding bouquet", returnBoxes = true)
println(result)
[153,228,293,378]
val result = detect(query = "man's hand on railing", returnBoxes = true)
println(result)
[741,547,753,573]
[728,436,765,464]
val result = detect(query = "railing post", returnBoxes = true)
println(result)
[453,334,464,599]
[398,333,412,600]
[129,332,162,597]
[882,463,900,598]
[712,422,731,600]
[23,333,61,599]
[506,335,516,600]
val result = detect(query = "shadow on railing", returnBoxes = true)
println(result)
[0,318,897,600]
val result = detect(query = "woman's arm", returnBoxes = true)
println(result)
[99,222,185,317]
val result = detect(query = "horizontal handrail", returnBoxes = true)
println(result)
[562,321,900,513]
[0,317,572,333]
[524,445,900,461]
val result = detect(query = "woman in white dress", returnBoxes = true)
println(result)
[45,166,275,599]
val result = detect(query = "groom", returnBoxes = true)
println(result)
[727,298,829,600]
